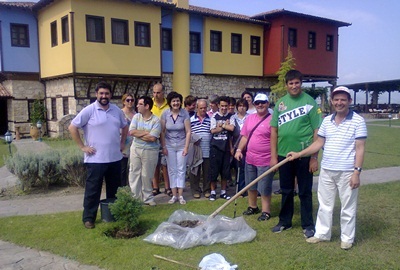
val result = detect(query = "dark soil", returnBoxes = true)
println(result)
[104,226,146,239]
[174,220,200,228]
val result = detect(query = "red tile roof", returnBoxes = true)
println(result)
[0,1,35,9]
[186,5,267,25]
[252,9,351,27]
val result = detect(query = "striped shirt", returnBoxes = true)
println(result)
[318,110,367,171]
[190,114,211,158]
[129,113,161,150]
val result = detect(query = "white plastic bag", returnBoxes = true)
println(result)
[144,210,256,249]
[199,253,237,270]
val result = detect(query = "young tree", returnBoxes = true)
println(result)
[270,46,296,103]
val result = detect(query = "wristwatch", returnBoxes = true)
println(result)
[354,167,362,172]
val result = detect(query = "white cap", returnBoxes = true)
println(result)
[331,86,351,98]
[254,93,269,103]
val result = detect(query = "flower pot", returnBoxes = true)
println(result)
[30,126,39,141]
[100,198,116,222]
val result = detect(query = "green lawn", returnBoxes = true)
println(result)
[0,181,399,269]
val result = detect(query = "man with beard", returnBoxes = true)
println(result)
[69,81,128,229]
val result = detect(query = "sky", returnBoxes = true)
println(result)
[3,0,400,102]
[190,0,400,103]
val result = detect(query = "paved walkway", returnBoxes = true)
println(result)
[0,138,399,269]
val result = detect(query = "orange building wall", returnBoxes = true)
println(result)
[264,16,339,78]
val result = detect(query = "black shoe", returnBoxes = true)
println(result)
[274,189,282,195]
[272,223,292,233]
[220,193,231,200]
[257,212,271,221]
[209,193,217,201]
[303,228,315,238]
[243,206,260,215]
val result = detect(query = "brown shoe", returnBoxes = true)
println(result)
[193,193,201,199]
[84,221,95,229]
[204,192,211,198]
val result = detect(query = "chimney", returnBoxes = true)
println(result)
[164,0,189,9]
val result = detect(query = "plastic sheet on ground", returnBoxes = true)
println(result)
[143,209,256,249]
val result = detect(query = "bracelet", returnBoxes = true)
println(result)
[311,156,318,160]
[236,149,242,152]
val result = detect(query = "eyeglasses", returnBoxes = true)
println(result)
[125,99,134,102]
[254,101,267,106]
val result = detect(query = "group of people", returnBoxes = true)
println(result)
[69,69,367,251]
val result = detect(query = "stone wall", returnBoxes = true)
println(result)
[39,74,276,138]
[162,73,276,98]
[3,80,45,137]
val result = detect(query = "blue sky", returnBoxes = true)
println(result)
[191,0,400,103]
[190,0,400,86]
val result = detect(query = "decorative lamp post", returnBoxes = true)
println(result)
[4,130,12,155]
[388,114,392,128]
[37,120,42,142]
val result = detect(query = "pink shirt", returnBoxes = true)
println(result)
[240,113,272,166]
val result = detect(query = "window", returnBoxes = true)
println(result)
[326,35,334,51]
[111,19,129,45]
[51,98,57,120]
[63,97,69,115]
[190,32,201,53]
[288,28,297,47]
[308,31,316,49]
[50,21,58,47]
[231,33,242,54]
[162,28,172,51]
[61,16,69,43]
[210,30,222,52]
[135,22,150,47]
[250,36,260,55]
[10,24,29,47]
[86,15,105,42]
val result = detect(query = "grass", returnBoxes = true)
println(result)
[363,125,400,169]
[367,119,400,126]
[0,181,399,269]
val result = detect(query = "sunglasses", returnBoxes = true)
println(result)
[125,99,134,102]
[254,101,267,105]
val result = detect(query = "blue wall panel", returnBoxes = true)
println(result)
[189,14,203,74]
[161,9,173,73]
[0,7,39,73]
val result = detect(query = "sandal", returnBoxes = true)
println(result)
[243,206,260,215]
[164,188,173,197]
[152,188,161,196]
[257,212,271,221]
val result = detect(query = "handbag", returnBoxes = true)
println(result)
[234,113,269,154]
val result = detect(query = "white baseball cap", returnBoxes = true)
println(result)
[254,93,269,103]
[331,86,351,98]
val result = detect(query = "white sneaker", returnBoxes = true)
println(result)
[179,196,186,205]
[306,237,327,244]
[341,241,353,250]
[168,196,177,204]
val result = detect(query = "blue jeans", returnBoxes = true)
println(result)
[278,156,314,230]
[82,160,121,223]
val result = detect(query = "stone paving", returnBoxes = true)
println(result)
[0,138,399,269]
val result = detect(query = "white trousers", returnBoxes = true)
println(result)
[165,142,188,189]
[128,147,158,204]
[314,168,358,244]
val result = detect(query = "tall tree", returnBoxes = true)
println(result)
[270,46,296,104]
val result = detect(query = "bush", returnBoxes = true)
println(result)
[5,148,86,191]
[109,186,143,231]
[59,148,86,187]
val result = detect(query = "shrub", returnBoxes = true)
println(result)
[59,148,86,187]
[5,152,39,191]
[5,148,85,191]
[109,186,144,231]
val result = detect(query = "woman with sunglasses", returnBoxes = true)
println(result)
[121,93,136,186]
